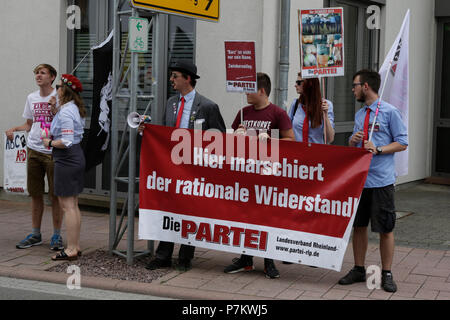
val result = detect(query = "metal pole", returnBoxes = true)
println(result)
[126,7,139,265]
[321,76,327,144]
[109,0,121,254]
[369,60,393,142]
[109,5,163,263]
[277,0,291,110]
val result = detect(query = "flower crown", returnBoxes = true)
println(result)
[61,74,83,93]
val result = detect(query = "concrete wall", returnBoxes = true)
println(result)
[196,0,323,127]
[195,0,264,127]
[0,0,439,188]
[383,0,436,184]
[0,0,66,183]
[197,0,437,185]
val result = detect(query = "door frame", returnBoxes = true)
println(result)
[432,18,450,177]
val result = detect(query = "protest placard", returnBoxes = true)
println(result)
[4,132,28,195]
[298,8,345,78]
[225,41,257,93]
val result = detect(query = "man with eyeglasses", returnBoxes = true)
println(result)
[338,69,408,293]
[5,64,64,251]
[141,59,226,272]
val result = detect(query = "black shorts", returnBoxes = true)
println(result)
[354,185,396,233]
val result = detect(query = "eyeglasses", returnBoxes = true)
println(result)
[295,80,305,86]
[170,73,179,79]
[352,82,364,88]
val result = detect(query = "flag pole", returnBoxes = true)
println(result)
[71,31,115,74]
[321,76,327,144]
[71,49,92,74]
[241,91,245,125]
[368,60,393,142]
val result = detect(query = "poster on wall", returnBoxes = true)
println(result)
[224,41,257,93]
[298,8,345,78]
[3,132,28,195]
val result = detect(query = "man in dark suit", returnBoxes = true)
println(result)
[142,60,226,271]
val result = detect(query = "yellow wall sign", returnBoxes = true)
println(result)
[131,0,220,22]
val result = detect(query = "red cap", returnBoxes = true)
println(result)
[61,74,83,93]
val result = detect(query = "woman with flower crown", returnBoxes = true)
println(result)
[43,74,86,261]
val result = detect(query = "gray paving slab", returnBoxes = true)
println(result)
[0,183,449,300]
[368,183,450,250]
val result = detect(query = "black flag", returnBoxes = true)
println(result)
[84,32,113,172]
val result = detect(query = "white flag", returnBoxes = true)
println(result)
[379,10,410,177]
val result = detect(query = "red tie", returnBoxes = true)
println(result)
[362,108,371,148]
[175,97,185,128]
[302,106,309,143]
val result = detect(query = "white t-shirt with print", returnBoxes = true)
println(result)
[22,89,56,154]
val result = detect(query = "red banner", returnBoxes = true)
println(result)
[139,125,371,271]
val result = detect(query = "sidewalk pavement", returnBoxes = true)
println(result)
[0,182,449,300]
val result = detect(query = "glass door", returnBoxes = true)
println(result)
[327,0,381,146]
[67,0,195,196]
[433,20,450,177]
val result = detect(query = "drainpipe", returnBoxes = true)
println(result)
[277,0,291,110]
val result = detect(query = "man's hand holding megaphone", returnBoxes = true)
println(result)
[137,123,146,135]
[127,111,151,136]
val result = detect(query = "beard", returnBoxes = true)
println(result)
[356,91,366,103]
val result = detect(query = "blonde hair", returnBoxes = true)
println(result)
[34,64,57,83]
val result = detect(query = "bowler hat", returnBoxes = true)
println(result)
[169,59,200,79]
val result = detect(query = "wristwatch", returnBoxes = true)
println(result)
[376,146,383,155]
[49,140,53,148]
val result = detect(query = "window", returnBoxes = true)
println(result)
[69,0,112,122]
[440,23,450,119]
[167,15,196,97]
[433,20,450,176]
[326,0,381,146]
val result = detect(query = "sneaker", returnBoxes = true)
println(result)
[264,260,280,279]
[145,258,172,270]
[338,267,366,285]
[50,234,64,251]
[224,257,254,274]
[16,233,42,249]
[382,272,398,293]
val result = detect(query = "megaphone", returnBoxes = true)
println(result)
[127,112,152,129]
